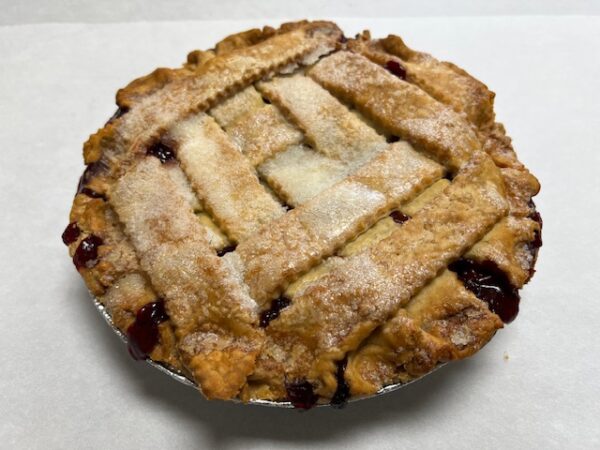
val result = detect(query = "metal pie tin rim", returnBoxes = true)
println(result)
[94,297,443,408]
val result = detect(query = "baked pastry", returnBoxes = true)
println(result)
[63,20,542,408]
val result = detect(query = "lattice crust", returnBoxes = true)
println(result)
[110,158,264,399]
[211,86,305,167]
[308,51,482,172]
[65,21,542,404]
[346,270,503,395]
[247,154,507,398]
[257,144,348,206]
[82,21,342,179]
[337,178,504,396]
[347,34,540,216]
[235,142,443,305]
[257,74,387,165]
[210,86,265,128]
[168,113,285,242]
[66,22,341,372]
[252,73,391,205]
[347,33,495,128]
[281,180,452,310]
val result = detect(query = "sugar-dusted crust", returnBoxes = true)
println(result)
[248,154,507,399]
[308,51,482,171]
[66,21,342,374]
[64,21,541,405]
[110,158,264,399]
[235,142,443,306]
[346,269,503,395]
[169,113,285,243]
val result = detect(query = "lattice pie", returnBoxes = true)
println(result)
[63,21,542,408]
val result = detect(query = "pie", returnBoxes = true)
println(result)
[63,20,542,408]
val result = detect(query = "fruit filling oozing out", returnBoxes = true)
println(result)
[62,222,81,245]
[73,235,103,270]
[330,358,351,408]
[389,210,410,224]
[77,161,107,200]
[285,380,319,410]
[284,357,351,409]
[449,259,520,323]
[63,25,543,407]
[384,60,407,80]
[260,297,291,328]
[126,300,170,360]
[217,245,237,257]
[147,141,177,164]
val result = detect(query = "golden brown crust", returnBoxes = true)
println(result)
[68,21,341,390]
[214,26,277,54]
[347,34,540,217]
[65,21,541,404]
[170,114,285,243]
[236,143,443,306]
[347,270,502,395]
[348,33,495,128]
[82,20,341,180]
[251,154,507,398]
[308,51,482,171]
[110,158,265,399]
[116,68,192,112]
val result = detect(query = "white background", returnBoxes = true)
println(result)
[1,2,599,449]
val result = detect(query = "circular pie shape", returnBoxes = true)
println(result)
[64,21,541,408]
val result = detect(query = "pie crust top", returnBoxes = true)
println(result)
[63,20,542,408]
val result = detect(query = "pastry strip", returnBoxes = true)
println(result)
[236,142,444,305]
[309,51,482,171]
[266,154,507,391]
[210,86,265,128]
[257,74,386,164]
[83,22,341,185]
[110,157,264,399]
[257,145,348,206]
[346,270,503,395]
[348,35,495,128]
[210,85,304,167]
[170,113,285,242]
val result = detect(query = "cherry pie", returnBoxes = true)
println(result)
[64,21,542,408]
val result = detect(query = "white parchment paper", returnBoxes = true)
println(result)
[1,17,599,449]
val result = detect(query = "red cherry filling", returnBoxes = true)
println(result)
[385,60,407,80]
[260,296,291,327]
[449,259,520,323]
[389,210,410,224]
[217,245,237,257]
[147,141,176,164]
[126,300,169,360]
[80,187,106,200]
[76,161,108,201]
[528,204,543,249]
[330,357,350,408]
[530,228,542,250]
[526,201,543,278]
[285,380,319,409]
[73,235,103,270]
[62,222,81,245]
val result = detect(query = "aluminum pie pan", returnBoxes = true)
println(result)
[94,296,444,408]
